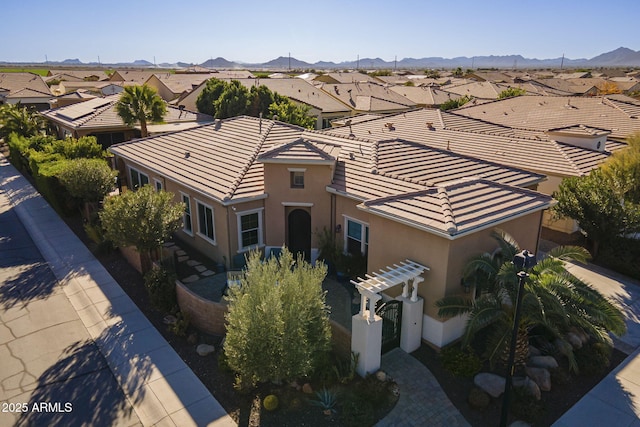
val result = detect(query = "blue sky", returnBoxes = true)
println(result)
[2,0,638,64]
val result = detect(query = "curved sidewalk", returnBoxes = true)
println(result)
[0,157,235,426]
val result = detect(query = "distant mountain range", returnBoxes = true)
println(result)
[3,47,640,70]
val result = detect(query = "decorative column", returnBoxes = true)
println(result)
[351,288,383,377]
[399,277,424,353]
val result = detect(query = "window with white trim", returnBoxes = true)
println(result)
[290,171,304,188]
[345,218,369,256]
[237,208,263,251]
[196,200,215,243]
[182,194,192,235]
[129,167,149,190]
[154,178,163,192]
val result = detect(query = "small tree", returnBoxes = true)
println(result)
[553,169,640,258]
[214,80,250,119]
[99,185,184,272]
[269,99,316,129]
[57,158,117,204]
[196,78,227,116]
[440,95,472,111]
[498,87,527,99]
[115,85,167,137]
[224,248,331,387]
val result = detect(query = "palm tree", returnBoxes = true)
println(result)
[115,85,166,137]
[0,103,45,139]
[436,229,626,372]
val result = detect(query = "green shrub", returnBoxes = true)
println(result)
[575,342,612,376]
[332,351,359,384]
[169,310,190,337]
[498,87,527,99]
[44,136,105,159]
[57,158,116,204]
[143,267,177,313]
[341,393,374,427]
[510,386,544,422]
[439,95,472,111]
[355,374,392,407]
[263,394,279,411]
[468,387,490,409]
[440,346,482,378]
[597,237,640,280]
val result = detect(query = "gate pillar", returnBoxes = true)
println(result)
[399,277,424,353]
[351,291,382,376]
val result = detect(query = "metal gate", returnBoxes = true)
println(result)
[376,300,403,354]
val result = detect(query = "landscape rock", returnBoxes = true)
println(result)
[554,338,573,357]
[566,332,583,349]
[302,383,313,394]
[163,315,177,325]
[528,345,541,357]
[569,326,590,344]
[509,421,532,427]
[513,376,541,400]
[474,372,505,398]
[375,370,387,382]
[529,355,558,369]
[525,366,551,391]
[187,332,198,345]
[196,344,215,356]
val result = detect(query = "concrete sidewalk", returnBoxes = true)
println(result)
[0,157,235,426]
[553,261,640,426]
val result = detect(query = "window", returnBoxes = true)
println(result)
[237,208,264,251]
[346,218,369,255]
[154,178,163,192]
[196,200,215,243]
[182,194,192,235]
[129,167,149,190]
[290,171,304,188]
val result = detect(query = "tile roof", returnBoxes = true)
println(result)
[359,178,553,238]
[314,72,380,84]
[149,73,219,96]
[258,138,340,164]
[388,86,460,106]
[110,117,305,202]
[316,82,416,112]
[40,96,213,131]
[322,108,622,177]
[453,95,640,141]
[5,88,53,99]
[0,73,52,96]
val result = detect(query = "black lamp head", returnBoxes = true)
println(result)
[513,250,537,270]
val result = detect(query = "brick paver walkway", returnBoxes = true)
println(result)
[376,348,470,427]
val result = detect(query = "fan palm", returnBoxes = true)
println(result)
[115,85,166,137]
[436,229,626,372]
[0,103,45,139]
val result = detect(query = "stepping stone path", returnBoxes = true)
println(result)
[195,265,207,273]
[187,260,202,267]
[201,270,215,277]
[167,244,226,283]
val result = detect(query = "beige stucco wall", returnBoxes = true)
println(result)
[537,174,579,233]
[262,162,334,249]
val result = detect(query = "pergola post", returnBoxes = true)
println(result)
[351,290,382,377]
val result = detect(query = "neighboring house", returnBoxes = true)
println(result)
[145,73,219,102]
[178,77,352,129]
[465,71,514,83]
[609,77,640,94]
[532,78,597,96]
[314,72,381,84]
[51,81,124,97]
[323,108,630,234]
[388,86,461,107]
[317,82,416,115]
[108,115,552,349]
[453,94,640,141]
[108,70,157,84]
[0,72,53,110]
[40,95,213,146]
[46,69,107,81]
[50,90,97,108]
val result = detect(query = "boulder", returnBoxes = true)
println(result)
[474,372,506,398]
[513,376,541,400]
[525,367,551,391]
[196,344,215,356]
[528,345,541,357]
[302,383,313,394]
[529,355,558,369]
[375,370,387,382]
[569,326,590,344]
[163,315,177,325]
[554,338,573,357]
[566,332,583,349]
[509,421,532,427]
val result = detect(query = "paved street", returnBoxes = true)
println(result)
[0,188,142,426]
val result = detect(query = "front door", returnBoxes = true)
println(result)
[287,209,311,261]
[376,300,403,354]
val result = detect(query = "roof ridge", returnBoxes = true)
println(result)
[549,139,583,176]
[224,120,275,200]
[437,187,457,234]
[76,99,118,126]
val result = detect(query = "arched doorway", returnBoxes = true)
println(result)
[287,209,311,261]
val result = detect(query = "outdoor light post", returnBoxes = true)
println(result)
[499,249,537,427]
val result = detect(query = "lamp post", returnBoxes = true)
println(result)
[499,249,537,427]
